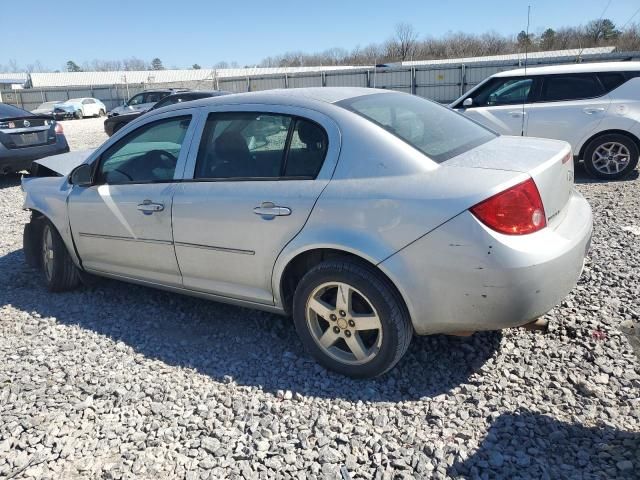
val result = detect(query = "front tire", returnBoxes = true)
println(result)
[583,133,639,179]
[292,259,413,378]
[75,110,83,120]
[98,109,106,117]
[40,221,81,292]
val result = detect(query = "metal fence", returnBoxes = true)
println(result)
[2,50,639,112]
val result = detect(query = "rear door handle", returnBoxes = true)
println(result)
[253,201,291,217]
[508,111,526,117]
[583,107,605,114]
[137,199,164,214]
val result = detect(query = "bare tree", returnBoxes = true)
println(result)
[391,22,419,61]
[123,57,148,71]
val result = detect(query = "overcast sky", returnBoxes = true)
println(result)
[2,0,639,70]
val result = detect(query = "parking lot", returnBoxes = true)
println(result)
[0,118,639,479]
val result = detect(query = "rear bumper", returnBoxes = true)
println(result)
[0,135,70,173]
[380,189,593,335]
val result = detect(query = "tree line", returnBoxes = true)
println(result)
[260,19,640,67]
[1,18,639,73]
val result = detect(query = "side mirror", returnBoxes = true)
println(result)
[463,97,473,108]
[69,164,93,186]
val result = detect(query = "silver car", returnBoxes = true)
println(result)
[21,88,593,377]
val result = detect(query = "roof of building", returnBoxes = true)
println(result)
[400,46,617,66]
[27,66,361,88]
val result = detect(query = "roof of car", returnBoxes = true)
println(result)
[175,87,391,109]
[146,87,401,117]
[494,61,640,77]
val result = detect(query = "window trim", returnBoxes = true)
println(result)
[93,114,193,186]
[535,73,606,104]
[192,112,329,182]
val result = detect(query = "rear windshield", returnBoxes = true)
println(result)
[337,93,496,163]
[0,103,30,118]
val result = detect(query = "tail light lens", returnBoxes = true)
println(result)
[470,178,546,235]
[54,122,64,134]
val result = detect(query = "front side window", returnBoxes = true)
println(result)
[471,77,534,107]
[195,112,328,179]
[127,94,145,106]
[98,116,191,184]
[541,74,603,102]
[339,93,495,163]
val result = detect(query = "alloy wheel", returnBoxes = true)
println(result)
[305,281,383,365]
[592,142,631,175]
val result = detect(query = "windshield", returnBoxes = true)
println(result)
[0,103,30,118]
[338,92,496,163]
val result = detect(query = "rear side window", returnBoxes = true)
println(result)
[284,119,328,177]
[540,74,603,102]
[338,92,496,163]
[195,113,328,179]
[145,92,171,103]
[598,72,627,92]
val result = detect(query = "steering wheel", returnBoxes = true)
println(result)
[113,168,133,181]
[143,149,177,169]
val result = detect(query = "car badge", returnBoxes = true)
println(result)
[8,122,15,128]
[567,170,574,182]
[23,120,30,128]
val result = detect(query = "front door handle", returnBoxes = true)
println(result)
[137,199,164,214]
[253,201,291,217]
[583,107,605,114]
[508,110,526,117]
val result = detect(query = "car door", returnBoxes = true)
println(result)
[525,73,610,148]
[455,76,536,136]
[68,111,198,286]
[82,99,96,116]
[172,106,340,304]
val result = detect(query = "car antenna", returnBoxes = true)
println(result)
[521,5,531,137]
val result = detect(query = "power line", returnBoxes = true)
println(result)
[621,6,640,30]
[598,0,613,21]
[577,0,613,61]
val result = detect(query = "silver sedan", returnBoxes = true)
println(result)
[21,88,593,377]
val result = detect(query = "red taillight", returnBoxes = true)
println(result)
[54,122,64,134]
[470,178,546,235]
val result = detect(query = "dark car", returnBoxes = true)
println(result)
[104,90,229,136]
[0,103,69,175]
[107,88,190,117]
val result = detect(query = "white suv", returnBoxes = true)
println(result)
[451,62,640,179]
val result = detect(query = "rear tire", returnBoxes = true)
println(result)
[40,220,81,292]
[75,110,83,120]
[583,133,639,180]
[292,259,413,378]
[98,109,106,117]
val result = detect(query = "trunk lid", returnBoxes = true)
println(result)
[444,135,574,228]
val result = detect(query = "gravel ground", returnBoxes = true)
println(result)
[0,119,639,479]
